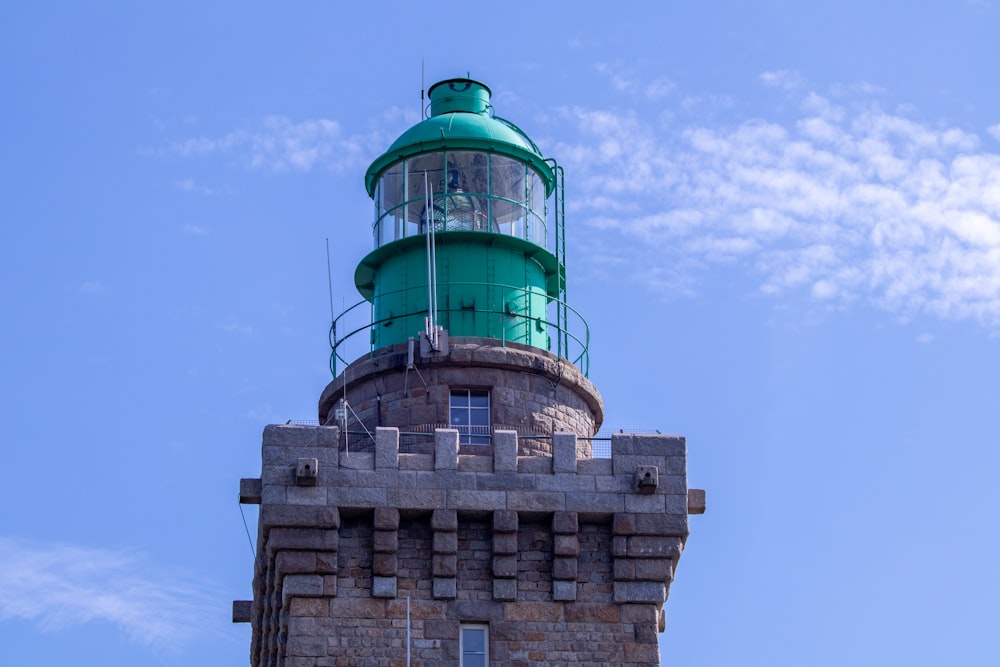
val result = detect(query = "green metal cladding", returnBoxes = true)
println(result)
[346,76,581,365]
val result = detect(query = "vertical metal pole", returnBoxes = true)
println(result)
[406,594,411,667]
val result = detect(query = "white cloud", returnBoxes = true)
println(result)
[759,69,803,91]
[0,537,218,648]
[160,109,412,174]
[557,85,1000,327]
[183,224,209,236]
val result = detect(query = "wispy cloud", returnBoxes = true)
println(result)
[0,537,219,648]
[157,108,413,174]
[554,80,1000,327]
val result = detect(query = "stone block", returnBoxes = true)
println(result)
[433,531,457,554]
[613,512,637,535]
[688,488,707,514]
[288,597,327,617]
[372,576,397,598]
[624,641,661,663]
[565,602,621,624]
[634,514,688,537]
[432,577,457,600]
[281,574,323,604]
[612,454,666,476]
[551,511,578,534]
[553,534,579,557]
[274,551,315,576]
[432,554,457,577]
[493,578,517,601]
[239,478,262,504]
[517,456,552,474]
[434,429,459,470]
[424,619,460,639]
[507,491,565,512]
[610,433,633,456]
[614,558,636,580]
[613,581,667,604]
[552,580,577,601]
[492,555,517,578]
[389,487,446,510]
[625,493,665,514]
[373,508,400,530]
[373,530,398,553]
[611,535,629,558]
[492,532,517,555]
[628,536,684,559]
[492,510,518,533]
[493,430,518,472]
[552,557,578,580]
[266,528,339,554]
[372,553,397,577]
[286,635,326,658]
[565,491,623,514]
[634,558,674,582]
[261,505,340,529]
[632,434,686,456]
[457,454,492,472]
[447,489,506,511]
[232,600,252,623]
[327,485,387,509]
[552,432,578,473]
[329,598,385,619]
[286,485,327,506]
[503,601,563,623]
[375,427,399,470]
[451,600,504,621]
[431,509,458,532]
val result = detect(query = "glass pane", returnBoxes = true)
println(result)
[450,390,469,407]
[451,410,469,427]
[463,628,485,652]
[406,153,444,228]
[463,656,485,667]
[469,391,489,408]
[469,409,489,426]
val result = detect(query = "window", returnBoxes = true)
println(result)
[460,624,488,667]
[450,389,490,445]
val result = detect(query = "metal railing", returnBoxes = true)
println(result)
[329,282,591,378]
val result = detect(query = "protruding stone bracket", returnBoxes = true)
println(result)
[296,458,318,486]
[372,508,399,598]
[240,478,262,504]
[687,488,707,514]
[492,510,518,601]
[432,508,458,599]
[232,600,252,623]
[552,511,579,601]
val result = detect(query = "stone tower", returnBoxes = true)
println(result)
[234,78,705,666]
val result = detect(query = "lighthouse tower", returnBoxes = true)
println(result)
[235,77,704,666]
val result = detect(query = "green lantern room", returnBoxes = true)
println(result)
[343,77,580,369]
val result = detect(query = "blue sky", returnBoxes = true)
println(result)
[1,1,998,665]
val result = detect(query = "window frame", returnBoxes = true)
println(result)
[449,389,491,445]
[460,623,489,667]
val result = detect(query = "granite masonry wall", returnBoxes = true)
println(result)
[235,425,704,667]
[318,338,604,457]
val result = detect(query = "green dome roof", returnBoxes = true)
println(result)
[364,78,555,197]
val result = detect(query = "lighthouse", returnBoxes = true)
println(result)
[235,77,704,666]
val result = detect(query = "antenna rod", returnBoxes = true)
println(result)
[325,238,335,322]
[420,60,425,119]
